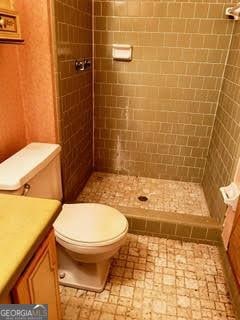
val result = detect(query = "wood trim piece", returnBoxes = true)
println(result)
[228,202,240,291]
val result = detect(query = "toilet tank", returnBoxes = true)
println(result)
[0,143,63,201]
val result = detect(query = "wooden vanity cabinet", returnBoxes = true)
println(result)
[228,203,240,289]
[12,229,61,320]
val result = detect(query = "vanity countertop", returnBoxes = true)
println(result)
[0,194,61,297]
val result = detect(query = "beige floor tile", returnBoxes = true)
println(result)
[60,234,236,320]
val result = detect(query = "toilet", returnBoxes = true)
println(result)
[0,143,128,292]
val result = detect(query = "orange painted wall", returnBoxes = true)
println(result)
[0,0,57,163]
[16,0,58,144]
[0,46,26,162]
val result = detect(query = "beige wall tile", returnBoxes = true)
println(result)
[94,0,232,183]
[54,0,93,201]
[203,23,240,223]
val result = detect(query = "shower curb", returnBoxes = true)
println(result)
[116,205,222,246]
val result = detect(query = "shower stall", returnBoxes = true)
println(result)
[53,0,240,242]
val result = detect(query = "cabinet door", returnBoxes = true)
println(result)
[0,294,12,304]
[12,230,61,320]
[228,203,240,289]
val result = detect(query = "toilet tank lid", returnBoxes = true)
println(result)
[0,143,61,191]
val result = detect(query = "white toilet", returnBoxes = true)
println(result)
[0,143,128,292]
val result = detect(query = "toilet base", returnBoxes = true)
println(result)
[57,245,111,292]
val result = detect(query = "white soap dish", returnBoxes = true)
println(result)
[220,182,240,211]
[112,44,132,61]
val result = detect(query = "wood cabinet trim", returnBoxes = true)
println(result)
[228,202,240,291]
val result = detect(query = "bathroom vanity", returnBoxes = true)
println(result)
[0,195,62,319]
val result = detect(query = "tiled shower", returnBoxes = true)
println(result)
[54,0,240,224]
[51,1,240,318]
[54,0,93,201]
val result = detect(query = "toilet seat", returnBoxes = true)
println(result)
[53,203,128,247]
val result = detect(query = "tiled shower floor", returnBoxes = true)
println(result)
[77,172,210,217]
[60,234,236,320]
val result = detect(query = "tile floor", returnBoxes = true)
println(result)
[60,234,236,320]
[77,172,210,217]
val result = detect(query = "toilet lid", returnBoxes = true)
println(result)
[53,203,128,245]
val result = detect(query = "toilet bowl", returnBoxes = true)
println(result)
[54,203,128,292]
[0,143,128,292]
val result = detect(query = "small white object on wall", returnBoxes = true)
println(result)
[226,3,240,20]
[112,44,132,61]
[220,182,240,211]
[221,158,240,250]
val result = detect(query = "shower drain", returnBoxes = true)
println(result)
[138,195,148,202]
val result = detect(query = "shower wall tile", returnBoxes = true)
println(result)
[94,0,233,182]
[203,22,240,223]
[54,0,93,201]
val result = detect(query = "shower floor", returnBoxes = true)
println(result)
[77,172,210,217]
